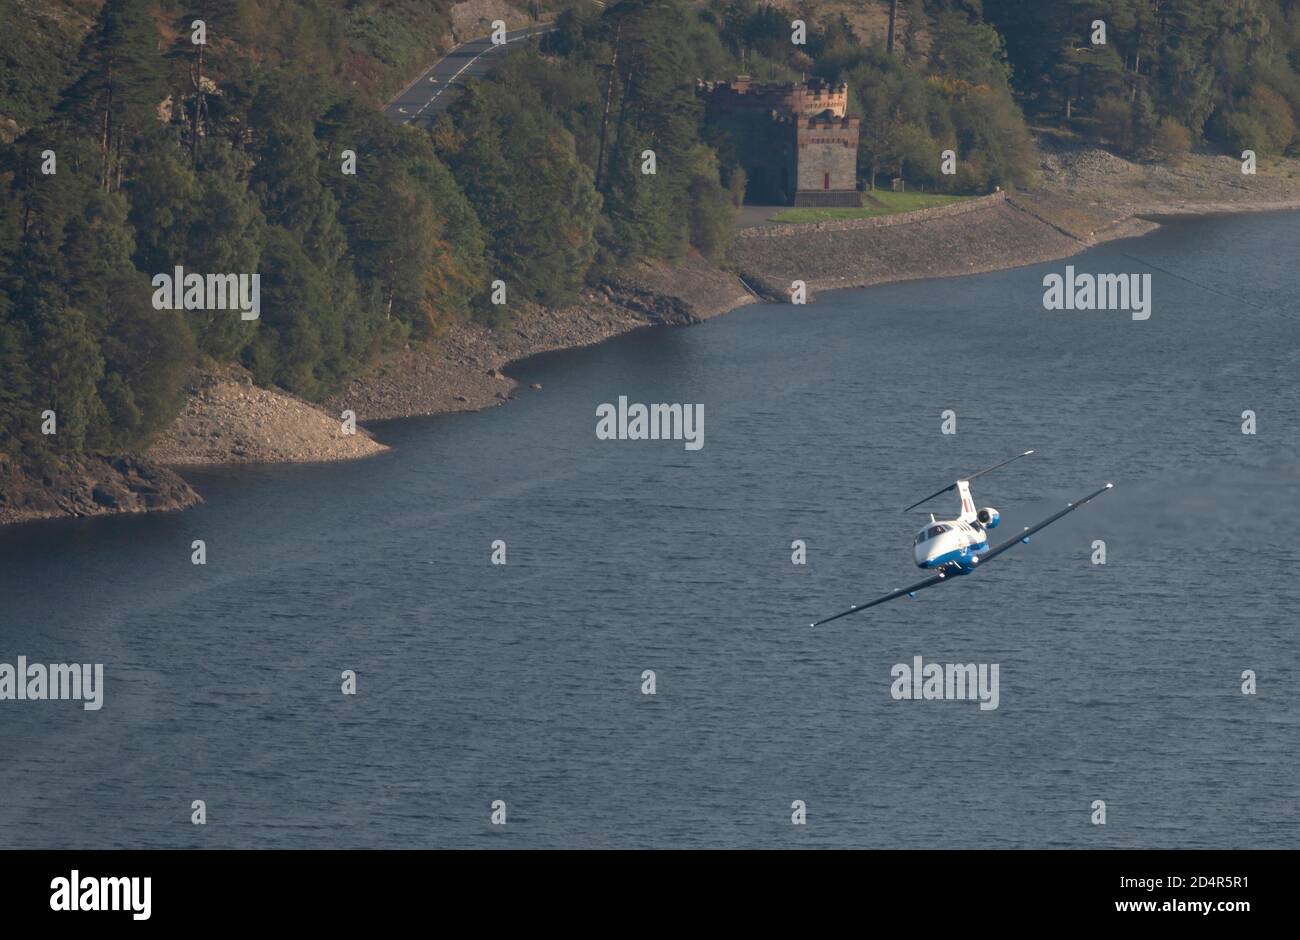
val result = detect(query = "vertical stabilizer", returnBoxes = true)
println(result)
[956,480,976,521]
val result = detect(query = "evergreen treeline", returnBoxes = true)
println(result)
[0,0,483,463]
[4,0,1289,469]
[986,0,1300,156]
[0,0,758,466]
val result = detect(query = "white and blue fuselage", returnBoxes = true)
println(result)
[912,480,999,573]
[809,451,1115,628]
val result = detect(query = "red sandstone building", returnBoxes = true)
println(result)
[698,76,861,207]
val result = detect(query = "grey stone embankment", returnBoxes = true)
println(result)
[730,191,1088,298]
[731,147,1300,301]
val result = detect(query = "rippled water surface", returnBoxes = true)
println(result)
[2,212,1297,847]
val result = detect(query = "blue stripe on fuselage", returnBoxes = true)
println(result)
[920,542,988,572]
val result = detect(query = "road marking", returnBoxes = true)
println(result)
[384,25,553,122]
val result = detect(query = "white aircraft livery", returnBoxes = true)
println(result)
[812,450,1113,627]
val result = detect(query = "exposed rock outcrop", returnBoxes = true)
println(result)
[0,453,201,525]
[448,0,532,41]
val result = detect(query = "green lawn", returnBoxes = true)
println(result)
[769,190,972,223]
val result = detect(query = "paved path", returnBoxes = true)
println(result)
[383,23,556,127]
[735,205,790,229]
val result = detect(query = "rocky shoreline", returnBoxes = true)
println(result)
[324,254,756,422]
[0,255,755,526]
[145,365,388,465]
[732,190,1080,297]
[6,146,1299,527]
[731,148,1300,299]
[0,452,200,526]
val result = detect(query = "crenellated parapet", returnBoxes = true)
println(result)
[696,76,850,120]
[699,76,861,207]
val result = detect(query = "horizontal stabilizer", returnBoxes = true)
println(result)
[903,450,1034,512]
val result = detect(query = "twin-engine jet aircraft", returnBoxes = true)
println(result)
[811,451,1113,627]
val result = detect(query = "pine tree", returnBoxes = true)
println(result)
[56,0,167,192]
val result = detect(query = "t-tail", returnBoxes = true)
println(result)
[902,450,1035,515]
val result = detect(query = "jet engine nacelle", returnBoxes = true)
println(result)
[976,507,1000,529]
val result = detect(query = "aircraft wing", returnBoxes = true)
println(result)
[974,482,1114,565]
[810,570,952,627]
[809,482,1114,628]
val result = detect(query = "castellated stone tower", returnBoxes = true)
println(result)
[698,76,861,207]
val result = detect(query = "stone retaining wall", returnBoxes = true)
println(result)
[737,190,1007,239]
[729,191,1086,299]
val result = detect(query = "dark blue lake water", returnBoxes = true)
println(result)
[2,211,1296,848]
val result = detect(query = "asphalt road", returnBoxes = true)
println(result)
[382,23,557,127]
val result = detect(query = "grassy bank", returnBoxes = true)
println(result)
[770,191,973,223]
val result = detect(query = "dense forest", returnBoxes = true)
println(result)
[1,0,1298,471]
[986,0,1300,156]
